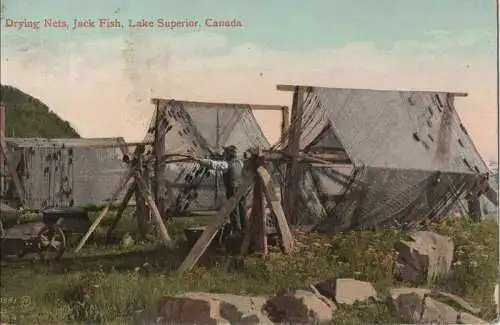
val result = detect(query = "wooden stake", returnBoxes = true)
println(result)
[105,182,136,242]
[74,169,134,253]
[253,175,267,253]
[256,166,294,253]
[178,170,255,275]
[239,204,255,256]
[153,102,167,217]
[135,172,172,246]
[0,136,26,205]
[284,87,305,224]
[136,160,151,239]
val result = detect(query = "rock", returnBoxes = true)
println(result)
[432,291,480,314]
[157,296,223,325]
[421,296,458,324]
[334,279,378,305]
[263,290,334,324]
[314,278,378,305]
[390,288,429,323]
[294,290,334,323]
[178,292,272,325]
[394,231,454,282]
[389,287,486,324]
[457,311,489,324]
[263,294,310,324]
[121,232,135,248]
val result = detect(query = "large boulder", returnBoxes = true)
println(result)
[263,290,334,324]
[394,231,454,282]
[157,296,223,325]
[313,278,378,305]
[389,287,487,324]
[177,292,271,325]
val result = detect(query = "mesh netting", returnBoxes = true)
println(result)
[143,99,272,214]
[2,138,130,209]
[273,87,493,232]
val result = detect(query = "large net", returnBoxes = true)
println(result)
[1,138,130,209]
[271,87,494,232]
[141,99,272,215]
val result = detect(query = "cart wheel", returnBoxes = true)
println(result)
[37,226,66,261]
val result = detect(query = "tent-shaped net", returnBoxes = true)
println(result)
[141,99,276,215]
[272,87,493,232]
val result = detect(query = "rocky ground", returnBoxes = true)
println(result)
[135,230,497,324]
[0,212,498,324]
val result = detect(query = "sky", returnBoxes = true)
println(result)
[0,0,498,163]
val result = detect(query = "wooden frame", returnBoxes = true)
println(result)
[177,148,295,275]
[276,83,473,223]
[150,98,291,216]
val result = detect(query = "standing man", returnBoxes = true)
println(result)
[193,145,247,234]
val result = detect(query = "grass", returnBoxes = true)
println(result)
[0,210,498,324]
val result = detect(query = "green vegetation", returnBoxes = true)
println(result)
[0,211,498,324]
[0,84,80,138]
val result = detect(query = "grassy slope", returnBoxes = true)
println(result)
[0,85,80,138]
[0,212,498,324]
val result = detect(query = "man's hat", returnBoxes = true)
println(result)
[223,145,237,152]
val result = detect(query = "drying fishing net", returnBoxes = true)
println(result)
[142,99,272,216]
[2,138,129,209]
[270,87,493,232]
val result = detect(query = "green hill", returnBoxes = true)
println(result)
[0,85,80,138]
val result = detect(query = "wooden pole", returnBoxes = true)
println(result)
[284,87,304,224]
[256,166,294,253]
[178,169,255,275]
[254,175,267,253]
[75,169,134,253]
[154,102,167,217]
[280,106,290,144]
[105,182,136,242]
[134,172,172,246]
[136,160,151,240]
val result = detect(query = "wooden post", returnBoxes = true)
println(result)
[75,169,134,253]
[253,174,267,253]
[135,172,172,245]
[280,106,290,144]
[154,102,167,217]
[136,159,151,239]
[105,182,136,242]
[284,87,305,224]
[256,166,294,253]
[178,169,255,275]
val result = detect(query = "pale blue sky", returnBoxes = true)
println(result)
[2,0,496,51]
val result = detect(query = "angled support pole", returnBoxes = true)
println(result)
[134,171,172,246]
[75,168,135,253]
[256,166,294,253]
[178,168,256,275]
[105,182,137,243]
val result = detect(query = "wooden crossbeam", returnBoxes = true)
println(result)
[276,84,468,97]
[151,98,287,111]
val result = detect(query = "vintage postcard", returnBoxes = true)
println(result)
[0,0,498,324]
